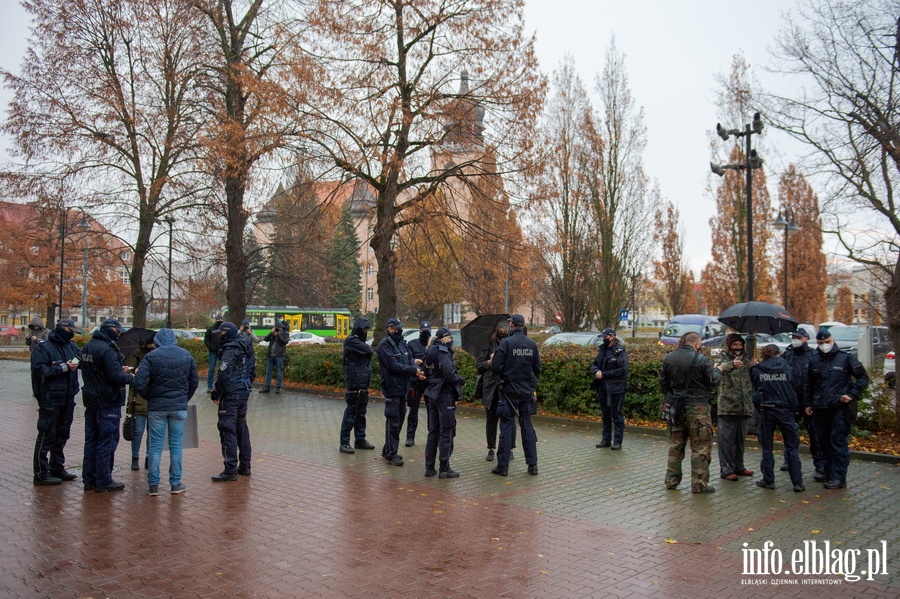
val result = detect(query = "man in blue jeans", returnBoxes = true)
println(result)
[79,318,134,492]
[133,328,200,496]
[204,314,224,392]
[260,321,289,394]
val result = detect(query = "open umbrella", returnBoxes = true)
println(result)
[461,314,509,356]
[717,302,798,336]
[118,327,157,358]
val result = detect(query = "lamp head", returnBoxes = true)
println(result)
[716,123,729,141]
[752,112,763,134]
[748,149,763,169]
[710,162,726,177]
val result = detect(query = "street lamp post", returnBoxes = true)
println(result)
[56,206,67,328]
[77,217,92,330]
[773,210,800,309]
[164,215,175,328]
[710,112,764,302]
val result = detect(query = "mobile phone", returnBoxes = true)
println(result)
[69,357,80,365]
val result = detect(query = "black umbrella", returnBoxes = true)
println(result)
[118,327,157,358]
[461,314,509,356]
[717,302,798,336]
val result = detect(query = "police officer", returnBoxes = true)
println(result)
[805,328,869,489]
[377,318,423,466]
[404,321,431,447]
[591,327,629,450]
[80,318,134,492]
[31,318,81,485]
[781,328,820,475]
[490,314,541,476]
[339,317,375,454]
[423,327,465,478]
[211,322,255,481]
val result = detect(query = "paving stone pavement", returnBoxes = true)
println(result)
[1,359,898,598]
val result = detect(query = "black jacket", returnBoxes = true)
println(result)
[751,356,797,411]
[30,328,81,407]
[424,343,464,400]
[213,336,255,400]
[476,338,504,408]
[377,334,418,397]
[407,334,430,383]
[490,329,541,399]
[80,329,134,408]
[805,344,869,409]
[205,322,223,353]
[782,342,813,408]
[590,340,628,395]
[264,328,290,357]
[343,324,373,391]
[659,345,722,406]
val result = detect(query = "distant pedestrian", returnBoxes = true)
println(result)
[751,344,804,492]
[659,332,722,494]
[404,321,431,447]
[26,317,49,355]
[260,321,289,394]
[30,318,81,485]
[591,327,629,450]
[125,338,156,471]
[79,318,134,492]
[805,328,869,489]
[475,324,514,462]
[239,319,259,344]
[715,333,754,481]
[423,327,464,478]
[133,329,199,496]
[211,322,255,481]
[490,314,541,477]
[377,318,422,467]
[204,314,224,393]
[339,317,375,454]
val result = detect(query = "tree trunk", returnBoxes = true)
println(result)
[225,173,249,326]
[887,257,900,434]
[129,216,153,328]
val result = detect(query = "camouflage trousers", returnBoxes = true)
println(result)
[665,404,713,492]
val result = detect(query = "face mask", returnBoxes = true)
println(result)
[818,342,834,353]
[731,348,743,357]
[791,339,804,348]
[357,329,368,342]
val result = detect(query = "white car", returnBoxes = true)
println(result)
[287,331,325,346]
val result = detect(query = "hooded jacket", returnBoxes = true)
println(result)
[80,327,134,408]
[133,328,200,412]
[30,326,81,407]
[343,318,373,390]
[751,355,797,411]
[805,343,869,409]
[659,343,722,406]
[26,317,49,354]
[213,333,255,400]
[205,320,223,353]
[715,333,753,416]
[590,338,629,395]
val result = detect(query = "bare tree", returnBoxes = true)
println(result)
[764,0,900,428]
[652,201,693,317]
[3,0,209,327]
[295,0,544,332]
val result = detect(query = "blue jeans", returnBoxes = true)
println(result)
[147,410,187,487]
[83,406,121,487]
[757,407,802,485]
[207,352,218,389]
[496,392,537,472]
[131,414,148,459]
[264,355,285,388]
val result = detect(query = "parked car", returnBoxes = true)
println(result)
[541,326,562,335]
[0,325,21,343]
[703,332,779,357]
[172,329,201,342]
[825,325,893,364]
[543,332,604,347]
[659,314,725,346]
[884,350,894,387]
[287,331,325,346]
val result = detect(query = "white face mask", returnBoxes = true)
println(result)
[791,339,804,348]
[818,342,834,353]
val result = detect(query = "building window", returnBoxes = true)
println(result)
[121,251,131,262]
[367,264,375,276]
[366,287,374,301]
[119,266,130,284]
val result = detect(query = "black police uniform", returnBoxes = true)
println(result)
[405,331,430,446]
[490,328,541,474]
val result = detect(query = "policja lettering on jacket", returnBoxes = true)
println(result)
[512,348,534,357]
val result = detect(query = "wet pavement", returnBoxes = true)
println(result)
[1,359,898,598]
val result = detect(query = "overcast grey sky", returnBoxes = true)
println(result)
[0,0,808,274]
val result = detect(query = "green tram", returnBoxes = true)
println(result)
[225,306,353,339]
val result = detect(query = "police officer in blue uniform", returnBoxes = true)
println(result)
[377,318,422,466]
[805,328,868,489]
[404,321,431,447]
[490,314,541,476]
[423,327,465,478]
[591,327,629,450]
[339,317,375,454]
[211,321,255,481]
